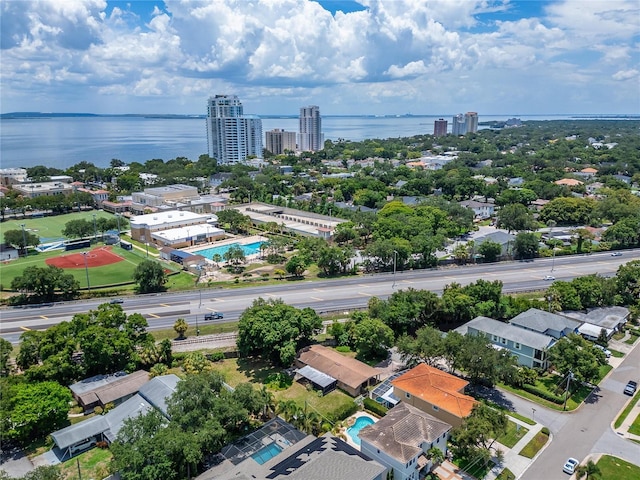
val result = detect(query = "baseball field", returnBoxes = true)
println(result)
[2,210,115,243]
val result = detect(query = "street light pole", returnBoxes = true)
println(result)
[392,250,398,288]
[563,371,573,411]
[92,214,97,242]
[83,252,91,292]
[20,223,27,257]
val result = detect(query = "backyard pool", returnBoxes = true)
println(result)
[347,416,375,446]
[194,241,265,260]
[251,442,283,465]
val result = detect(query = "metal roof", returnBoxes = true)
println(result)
[297,365,336,388]
[462,316,556,350]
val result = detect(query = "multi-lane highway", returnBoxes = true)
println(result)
[2,249,639,343]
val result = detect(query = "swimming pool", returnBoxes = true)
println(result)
[194,241,265,260]
[251,442,283,465]
[347,416,375,446]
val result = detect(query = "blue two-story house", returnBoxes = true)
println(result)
[456,316,556,370]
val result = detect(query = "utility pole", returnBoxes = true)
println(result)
[392,250,398,288]
[83,252,91,291]
[563,370,573,411]
[20,224,27,256]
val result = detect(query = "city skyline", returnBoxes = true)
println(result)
[1,0,638,116]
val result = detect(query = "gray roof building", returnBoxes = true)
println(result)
[510,308,582,339]
[457,316,556,351]
[561,306,629,331]
[51,374,179,459]
[359,403,452,464]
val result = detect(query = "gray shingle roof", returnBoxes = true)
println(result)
[358,403,452,463]
[510,308,582,336]
[138,374,180,415]
[462,316,556,350]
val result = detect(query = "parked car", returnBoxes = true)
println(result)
[594,344,612,358]
[563,458,579,475]
[204,311,224,320]
[611,252,623,257]
[543,275,555,281]
[624,380,637,396]
[109,298,124,304]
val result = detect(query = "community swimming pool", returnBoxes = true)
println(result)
[193,241,265,260]
[250,442,283,465]
[347,416,375,446]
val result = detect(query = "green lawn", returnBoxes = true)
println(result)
[629,412,640,436]
[58,446,112,480]
[496,468,515,480]
[3,210,114,242]
[518,430,549,458]
[0,244,169,289]
[597,455,640,480]
[615,390,640,428]
[496,420,529,448]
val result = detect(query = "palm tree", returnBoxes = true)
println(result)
[275,400,299,423]
[174,318,188,339]
[259,386,276,420]
[575,460,601,479]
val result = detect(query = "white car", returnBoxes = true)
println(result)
[563,458,579,475]
[594,344,611,358]
[611,252,623,257]
[543,275,555,281]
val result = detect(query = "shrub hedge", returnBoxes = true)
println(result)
[521,384,564,404]
[364,398,388,417]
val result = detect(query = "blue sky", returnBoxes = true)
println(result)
[1,0,638,116]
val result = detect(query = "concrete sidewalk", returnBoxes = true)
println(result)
[612,393,640,442]
[484,416,550,480]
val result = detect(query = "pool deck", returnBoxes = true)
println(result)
[344,411,378,450]
[182,234,268,259]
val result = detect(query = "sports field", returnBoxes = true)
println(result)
[2,211,115,243]
[0,244,177,290]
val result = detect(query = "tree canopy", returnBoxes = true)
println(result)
[134,259,167,294]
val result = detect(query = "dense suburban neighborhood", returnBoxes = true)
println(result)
[2,120,640,480]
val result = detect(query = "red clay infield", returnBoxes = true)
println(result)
[46,246,125,269]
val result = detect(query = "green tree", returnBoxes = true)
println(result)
[452,403,508,466]
[0,338,12,377]
[615,260,640,305]
[575,459,601,480]
[133,259,167,294]
[497,203,537,232]
[477,240,502,262]
[2,229,40,254]
[237,298,322,366]
[368,288,441,336]
[223,244,246,272]
[513,232,539,259]
[547,281,583,311]
[397,325,445,367]
[61,219,93,239]
[216,209,251,234]
[353,317,395,359]
[4,381,71,441]
[548,334,604,384]
[11,265,79,302]
[174,318,188,340]
[285,255,307,277]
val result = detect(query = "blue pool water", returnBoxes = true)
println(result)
[347,416,375,446]
[251,442,283,465]
[194,241,265,260]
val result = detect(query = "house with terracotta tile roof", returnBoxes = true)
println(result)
[391,363,477,428]
[359,402,452,480]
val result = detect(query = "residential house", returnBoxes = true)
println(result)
[456,316,556,369]
[391,363,477,428]
[554,178,584,187]
[69,370,150,412]
[197,419,386,480]
[459,199,495,219]
[51,374,179,459]
[473,230,516,257]
[509,308,582,339]
[359,403,452,480]
[295,345,380,397]
[561,306,630,341]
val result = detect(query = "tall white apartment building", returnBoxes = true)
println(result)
[452,113,466,135]
[298,105,324,152]
[465,112,479,133]
[206,95,263,164]
[265,129,297,155]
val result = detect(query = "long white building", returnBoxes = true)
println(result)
[298,105,324,152]
[206,95,263,164]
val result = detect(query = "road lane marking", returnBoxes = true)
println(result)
[40,315,48,320]
[147,313,160,318]
[358,284,370,288]
[358,292,373,297]
[160,303,171,307]
[311,297,323,301]
[20,326,32,331]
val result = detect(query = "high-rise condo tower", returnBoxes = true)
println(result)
[298,106,324,152]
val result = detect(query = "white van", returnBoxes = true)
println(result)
[70,438,96,454]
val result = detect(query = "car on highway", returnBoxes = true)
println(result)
[563,458,579,475]
[109,298,124,304]
[624,380,637,396]
[204,311,224,320]
[610,252,623,257]
[543,275,555,281]
[593,344,611,358]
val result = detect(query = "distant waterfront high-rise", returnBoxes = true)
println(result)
[465,112,479,133]
[206,95,263,164]
[298,106,324,152]
[265,129,297,155]
[452,113,466,135]
[433,118,448,137]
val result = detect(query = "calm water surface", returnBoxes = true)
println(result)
[0,114,601,169]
